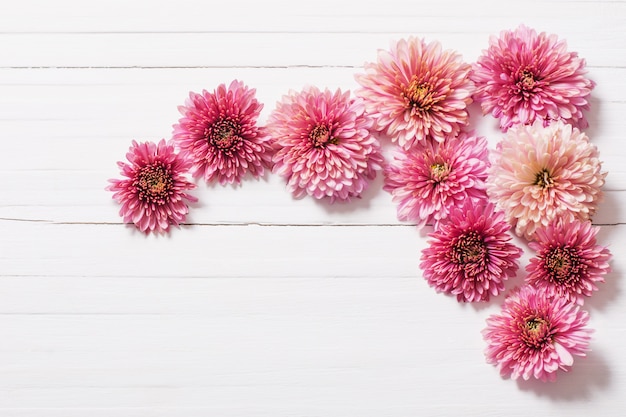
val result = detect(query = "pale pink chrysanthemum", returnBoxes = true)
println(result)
[172,80,274,185]
[483,286,591,382]
[471,25,595,131]
[355,37,473,149]
[526,219,612,305]
[383,132,489,227]
[420,201,522,302]
[107,139,197,234]
[487,120,606,240]
[267,86,384,202]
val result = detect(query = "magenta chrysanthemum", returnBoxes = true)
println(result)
[383,132,489,227]
[487,120,606,240]
[267,86,384,202]
[526,219,611,305]
[172,80,274,185]
[420,201,522,302]
[107,139,197,234]
[355,37,473,149]
[483,286,591,382]
[471,25,595,131]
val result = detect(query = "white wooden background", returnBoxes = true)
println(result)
[1,1,625,415]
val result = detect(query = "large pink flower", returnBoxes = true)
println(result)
[420,201,522,302]
[483,286,591,382]
[383,132,490,227]
[487,120,606,240]
[267,86,384,202]
[355,37,473,149]
[526,219,612,305]
[172,80,274,185]
[107,139,197,234]
[471,25,595,131]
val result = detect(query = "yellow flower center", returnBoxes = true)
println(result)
[209,118,241,150]
[519,69,537,91]
[309,124,336,148]
[430,163,449,183]
[136,164,172,204]
[521,316,552,349]
[452,231,486,265]
[545,246,580,284]
[404,78,439,112]
[533,168,554,189]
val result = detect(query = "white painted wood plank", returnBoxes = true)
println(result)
[0,222,427,278]
[0,267,622,414]
[0,0,623,35]
[1,31,623,68]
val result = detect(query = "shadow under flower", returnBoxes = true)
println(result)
[516,348,611,401]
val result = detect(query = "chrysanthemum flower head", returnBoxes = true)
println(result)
[471,24,595,131]
[107,139,197,234]
[420,201,522,302]
[526,219,611,305]
[172,80,274,185]
[483,286,592,382]
[487,120,606,240]
[383,132,490,228]
[355,37,473,149]
[267,86,384,203]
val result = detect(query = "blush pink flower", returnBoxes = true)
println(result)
[267,86,384,202]
[471,25,595,131]
[483,286,591,382]
[526,219,612,305]
[355,37,473,149]
[172,80,274,185]
[420,201,522,302]
[107,139,197,234]
[383,132,489,227]
[487,120,606,240]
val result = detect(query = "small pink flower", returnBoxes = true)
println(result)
[483,286,591,382]
[471,25,595,131]
[487,120,606,240]
[107,139,197,234]
[420,201,522,302]
[355,37,473,149]
[172,80,274,185]
[383,132,490,228]
[526,219,612,305]
[267,86,384,202]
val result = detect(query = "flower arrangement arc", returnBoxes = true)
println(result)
[107,25,611,383]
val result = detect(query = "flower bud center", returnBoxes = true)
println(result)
[310,124,336,148]
[533,168,554,189]
[136,163,172,204]
[209,118,241,150]
[545,246,581,284]
[522,316,552,349]
[405,79,437,112]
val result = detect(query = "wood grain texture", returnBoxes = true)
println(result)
[1,0,625,416]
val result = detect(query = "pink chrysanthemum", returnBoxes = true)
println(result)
[172,80,274,185]
[487,120,606,240]
[483,286,591,382]
[526,219,611,305]
[355,37,473,149]
[420,201,522,302]
[267,86,384,202]
[383,132,490,227]
[471,25,595,131]
[107,139,197,234]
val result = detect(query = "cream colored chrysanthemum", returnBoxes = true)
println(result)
[487,120,606,240]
